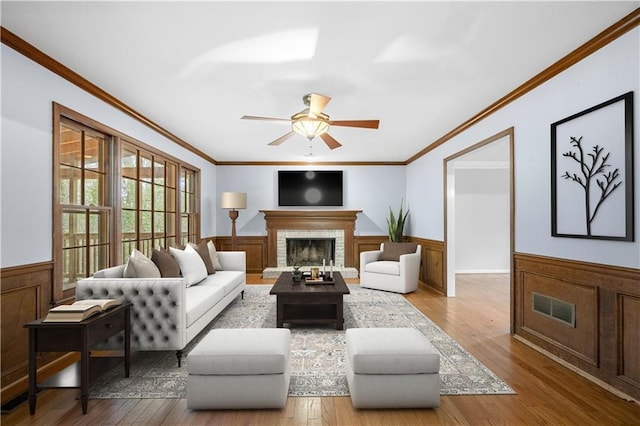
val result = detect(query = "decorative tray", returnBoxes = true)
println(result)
[303,275,335,285]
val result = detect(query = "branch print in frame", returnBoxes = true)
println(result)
[551,91,634,241]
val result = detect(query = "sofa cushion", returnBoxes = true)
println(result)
[346,328,439,375]
[189,241,216,275]
[124,249,161,278]
[379,242,418,261]
[364,261,400,276]
[198,271,244,296]
[151,248,181,278]
[207,241,223,271]
[170,246,207,287]
[185,285,226,327]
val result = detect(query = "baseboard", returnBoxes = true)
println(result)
[1,352,77,406]
[513,335,639,404]
[455,269,509,274]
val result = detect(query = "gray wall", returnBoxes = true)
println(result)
[2,26,639,271]
[1,45,218,268]
[406,28,639,269]
[214,165,406,238]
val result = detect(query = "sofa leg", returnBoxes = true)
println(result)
[176,350,183,367]
[241,290,244,300]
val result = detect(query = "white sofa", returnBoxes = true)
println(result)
[76,251,246,366]
[360,242,421,294]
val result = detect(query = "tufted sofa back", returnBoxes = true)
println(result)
[76,278,187,351]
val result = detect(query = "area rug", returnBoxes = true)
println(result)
[89,285,515,398]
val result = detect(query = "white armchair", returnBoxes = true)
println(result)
[360,242,422,294]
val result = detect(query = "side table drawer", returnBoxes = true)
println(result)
[87,310,127,347]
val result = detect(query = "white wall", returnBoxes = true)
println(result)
[407,28,640,269]
[3,27,638,271]
[0,45,218,268]
[214,165,406,237]
[455,167,510,272]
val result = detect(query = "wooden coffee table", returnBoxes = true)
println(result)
[269,272,350,330]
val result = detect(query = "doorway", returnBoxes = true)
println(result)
[444,128,514,317]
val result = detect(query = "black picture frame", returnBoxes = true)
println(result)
[551,91,634,241]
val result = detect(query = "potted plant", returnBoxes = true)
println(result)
[387,201,409,242]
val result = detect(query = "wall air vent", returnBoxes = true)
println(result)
[532,292,576,327]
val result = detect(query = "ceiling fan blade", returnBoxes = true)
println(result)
[268,131,296,146]
[320,133,342,150]
[241,115,291,122]
[329,119,380,129]
[309,94,331,116]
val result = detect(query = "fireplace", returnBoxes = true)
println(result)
[260,210,361,278]
[286,238,336,266]
[277,229,344,268]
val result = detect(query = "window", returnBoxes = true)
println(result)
[53,104,200,303]
[180,168,198,246]
[121,143,179,259]
[56,118,111,294]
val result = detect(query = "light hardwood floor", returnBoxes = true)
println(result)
[3,274,639,425]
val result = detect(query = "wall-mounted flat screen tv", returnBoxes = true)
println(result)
[278,170,343,207]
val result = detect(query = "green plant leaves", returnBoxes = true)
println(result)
[387,201,409,242]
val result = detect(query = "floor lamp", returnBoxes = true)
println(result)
[221,192,247,251]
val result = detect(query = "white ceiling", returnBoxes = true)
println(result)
[2,1,637,163]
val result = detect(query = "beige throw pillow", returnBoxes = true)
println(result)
[124,249,161,278]
[207,240,223,271]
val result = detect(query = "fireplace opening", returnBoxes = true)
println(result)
[286,238,336,266]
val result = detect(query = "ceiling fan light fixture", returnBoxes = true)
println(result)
[291,110,330,140]
[241,93,377,149]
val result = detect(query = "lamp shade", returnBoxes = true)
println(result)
[291,109,330,140]
[221,192,247,209]
[292,118,330,140]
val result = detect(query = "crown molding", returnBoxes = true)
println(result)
[3,7,638,168]
[1,26,218,166]
[406,7,640,164]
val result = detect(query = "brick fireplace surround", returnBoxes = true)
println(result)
[260,210,361,278]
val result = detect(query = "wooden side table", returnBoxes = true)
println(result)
[24,302,131,415]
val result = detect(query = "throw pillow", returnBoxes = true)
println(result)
[207,240,223,270]
[188,241,215,274]
[151,248,181,278]
[170,245,207,287]
[379,242,419,261]
[123,249,161,278]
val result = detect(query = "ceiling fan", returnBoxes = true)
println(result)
[241,93,379,150]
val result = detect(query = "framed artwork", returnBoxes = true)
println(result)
[551,91,634,241]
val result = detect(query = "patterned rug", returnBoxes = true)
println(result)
[89,285,515,398]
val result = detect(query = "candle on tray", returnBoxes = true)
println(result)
[322,258,326,276]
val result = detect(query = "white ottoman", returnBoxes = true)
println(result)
[345,328,440,408]
[186,328,291,409]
